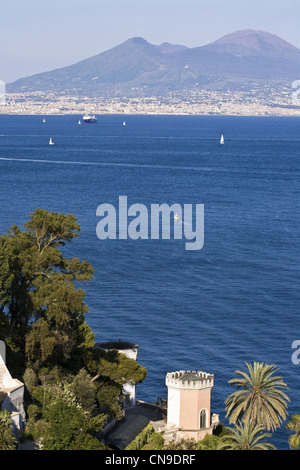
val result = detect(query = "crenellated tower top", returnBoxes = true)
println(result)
[165,370,214,390]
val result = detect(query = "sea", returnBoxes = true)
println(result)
[0,114,299,450]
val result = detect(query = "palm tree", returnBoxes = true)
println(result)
[218,421,276,450]
[225,362,290,432]
[286,414,300,449]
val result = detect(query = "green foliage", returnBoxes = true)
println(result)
[213,422,233,438]
[164,438,198,450]
[25,382,106,448]
[42,399,106,450]
[23,367,38,393]
[0,208,146,379]
[96,379,124,420]
[70,369,97,413]
[0,410,18,450]
[31,385,53,407]
[0,208,94,364]
[225,362,290,432]
[25,417,50,443]
[217,421,276,450]
[24,208,81,247]
[286,414,300,449]
[85,348,147,385]
[197,433,223,450]
[84,347,147,420]
[26,404,41,423]
[52,383,84,409]
[125,423,155,450]
[141,432,165,450]
[0,209,148,450]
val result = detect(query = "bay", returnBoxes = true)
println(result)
[0,114,299,449]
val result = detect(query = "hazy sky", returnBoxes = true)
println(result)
[1,0,300,82]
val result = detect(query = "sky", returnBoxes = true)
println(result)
[1,0,300,83]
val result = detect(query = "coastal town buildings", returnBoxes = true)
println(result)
[0,341,26,436]
[0,86,299,116]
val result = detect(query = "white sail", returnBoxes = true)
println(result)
[49,137,54,145]
[220,134,224,145]
[78,120,81,124]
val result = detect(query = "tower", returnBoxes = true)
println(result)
[95,340,139,408]
[165,370,219,441]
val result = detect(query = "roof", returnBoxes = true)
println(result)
[179,373,201,382]
[106,414,150,450]
[96,341,139,350]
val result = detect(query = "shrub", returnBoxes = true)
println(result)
[125,423,155,450]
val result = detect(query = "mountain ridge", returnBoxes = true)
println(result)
[7,30,300,98]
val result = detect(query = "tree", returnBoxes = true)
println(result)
[225,362,290,432]
[0,208,94,368]
[286,414,300,449]
[95,379,124,420]
[0,209,148,436]
[218,421,276,450]
[85,348,147,419]
[141,432,164,450]
[0,410,18,450]
[196,433,223,450]
[70,368,97,414]
[85,347,147,386]
[42,399,106,450]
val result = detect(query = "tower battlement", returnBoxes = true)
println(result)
[165,370,214,389]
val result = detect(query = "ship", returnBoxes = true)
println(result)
[83,114,97,123]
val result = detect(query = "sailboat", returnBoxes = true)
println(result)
[49,137,54,145]
[78,120,81,125]
[220,134,225,145]
[43,118,46,123]
[123,121,126,126]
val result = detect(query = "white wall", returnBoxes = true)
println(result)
[167,387,181,427]
[0,340,5,364]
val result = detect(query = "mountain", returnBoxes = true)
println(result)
[201,29,300,60]
[7,30,300,98]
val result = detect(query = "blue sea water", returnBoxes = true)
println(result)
[0,114,300,449]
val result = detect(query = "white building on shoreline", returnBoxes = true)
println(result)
[0,340,26,436]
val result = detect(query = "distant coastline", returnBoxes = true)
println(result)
[1,87,300,117]
[1,111,300,117]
